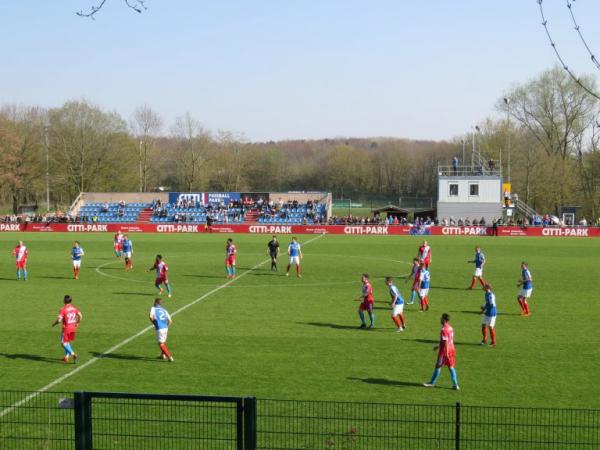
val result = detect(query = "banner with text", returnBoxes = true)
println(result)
[1,222,599,237]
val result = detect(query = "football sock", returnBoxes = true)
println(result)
[392,316,402,328]
[399,314,405,327]
[517,298,525,312]
[430,367,441,384]
[479,277,487,287]
[226,266,231,276]
[166,283,172,295]
[523,300,530,315]
[368,311,375,326]
[490,328,496,345]
[449,367,459,386]
[358,311,366,326]
[469,277,476,289]
[23,269,27,280]
[296,265,300,275]
[64,343,74,355]
[62,344,69,356]
[232,266,236,276]
[17,270,20,279]
[159,343,171,358]
[481,325,488,342]
[410,291,416,303]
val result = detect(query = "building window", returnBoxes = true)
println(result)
[469,184,479,196]
[449,184,458,196]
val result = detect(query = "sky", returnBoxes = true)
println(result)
[1,0,599,142]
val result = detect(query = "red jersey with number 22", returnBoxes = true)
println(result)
[58,305,80,333]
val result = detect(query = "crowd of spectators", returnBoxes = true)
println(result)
[257,198,325,223]
[1,212,78,224]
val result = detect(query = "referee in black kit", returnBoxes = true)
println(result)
[267,235,280,271]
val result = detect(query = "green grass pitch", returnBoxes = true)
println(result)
[0,232,598,409]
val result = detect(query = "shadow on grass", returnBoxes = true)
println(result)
[0,277,18,281]
[112,292,154,297]
[299,321,368,331]
[347,377,425,388]
[90,352,162,362]
[432,285,473,291]
[0,353,63,364]
[183,274,226,279]
[411,338,481,346]
[449,310,481,315]
[38,275,72,280]
[248,272,281,277]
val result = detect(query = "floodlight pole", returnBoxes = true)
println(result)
[504,97,511,183]
[139,139,143,192]
[44,125,50,211]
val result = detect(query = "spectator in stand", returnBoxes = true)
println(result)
[101,203,109,213]
[580,217,588,226]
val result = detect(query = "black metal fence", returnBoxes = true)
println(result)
[0,391,74,449]
[0,391,598,450]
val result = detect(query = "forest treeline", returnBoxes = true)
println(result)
[1,66,599,217]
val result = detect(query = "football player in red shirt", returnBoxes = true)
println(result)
[12,240,28,281]
[423,313,459,390]
[358,274,375,329]
[148,254,172,298]
[51,295,83,363]
[225,239,237,279]
[417,240,432,269]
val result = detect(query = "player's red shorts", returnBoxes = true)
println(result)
[436,353,456,368]
[114,243,120,251]
[226,255,236,266]
[16,260,26,269]
[359,301,374,312]
[155,277,167,286]
[61,330,76,344]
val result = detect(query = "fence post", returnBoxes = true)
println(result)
[455,401,461,450]
[74,392,92,450]
[243,397,257,450]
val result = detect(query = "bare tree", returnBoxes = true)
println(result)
[77,0,147,18]
[171,113,210,192]
[131,105,162,192]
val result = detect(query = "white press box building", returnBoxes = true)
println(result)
[436,164,502,224]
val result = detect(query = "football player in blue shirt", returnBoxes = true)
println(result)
[480,284,497,346]
[149,298,174,362]
[122,235,133,271]
[467,246,487,290]
[286,237,303,278]
[386,277,406,332]
[517,262,533,316]
[71,241,84,280]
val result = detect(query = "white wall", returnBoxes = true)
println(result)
[438,177,501,203]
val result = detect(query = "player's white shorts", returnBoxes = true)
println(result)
[419,288,429,298]
[155,328,168,343]
[392,303,404,316]
[124,251,132,259]
[474,267,483,277]
[481,315,496,327]
[289,256,300,265]
[519,288,532,299]
[72,260,82,268]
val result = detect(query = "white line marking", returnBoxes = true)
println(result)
[0,233,325,418]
